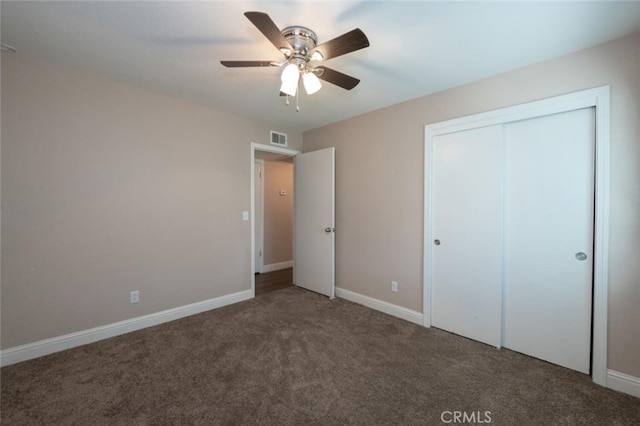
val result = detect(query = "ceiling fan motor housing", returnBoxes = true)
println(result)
[281,26,318,64]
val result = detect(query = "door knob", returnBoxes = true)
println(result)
[575,252,587,261]
[434,239,441,246]
[325,227,334,233]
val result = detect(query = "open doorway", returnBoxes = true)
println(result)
[250,143,300,297]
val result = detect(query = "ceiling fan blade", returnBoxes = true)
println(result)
[312,28,369,61]
[220,60,275,67]
[315,66,360,90]
[244,11,292,52]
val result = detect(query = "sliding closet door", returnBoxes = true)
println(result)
[503,108,595,374]
[431,125,503,347]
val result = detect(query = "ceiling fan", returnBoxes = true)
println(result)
[221,11,370,108]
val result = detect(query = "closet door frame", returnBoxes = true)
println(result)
[423,86,610,386]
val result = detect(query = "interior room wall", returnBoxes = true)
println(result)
[0,54,302,349]
[262,160,293,267]
[303,33,640,378]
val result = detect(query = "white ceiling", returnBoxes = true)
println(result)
[3,1,640,132]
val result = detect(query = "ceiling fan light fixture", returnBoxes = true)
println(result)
[303,71,322,95]
[310,50,323,61]
[280,63,299,96]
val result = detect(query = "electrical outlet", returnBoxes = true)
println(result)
[130,290,139,304]
[391,281,398,293]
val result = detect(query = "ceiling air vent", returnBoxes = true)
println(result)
[270,131,287,147]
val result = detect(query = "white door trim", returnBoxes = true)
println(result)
[250,143,300,297]
[254,159,265,273]
[423,86,610,387]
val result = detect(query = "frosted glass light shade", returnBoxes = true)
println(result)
[280,63,299,96]
[303,72,322,95]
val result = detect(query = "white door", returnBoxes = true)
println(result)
[431,125,504,347]
[254,160,264,273]
[294,147,335,298]
[503,108,595,374]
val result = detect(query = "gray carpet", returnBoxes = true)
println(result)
[1,287,639,425]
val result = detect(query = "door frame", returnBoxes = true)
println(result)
[423,86,610,386]
[254,159,265,274]
[250,143,300,297]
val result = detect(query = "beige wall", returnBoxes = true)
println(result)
[304,33,640,377]
[263,160,293,266]
[0,54,302,349]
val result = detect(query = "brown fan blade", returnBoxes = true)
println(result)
[244,11,292,52]
[315,66,360,90]
[220,60,275,67]
[312,28,369,61]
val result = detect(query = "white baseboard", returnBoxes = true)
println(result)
[262,260,293,273]
[0,289,252,367]
[335,287,423,325]
[607,369,640,398]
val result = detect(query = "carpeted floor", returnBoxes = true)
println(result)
[1,287,639,425]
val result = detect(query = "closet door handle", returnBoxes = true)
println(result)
[434,239,441,246]
[575,252,587,261]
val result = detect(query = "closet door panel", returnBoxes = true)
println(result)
[431,125,503,347]
[503,108,595,373]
